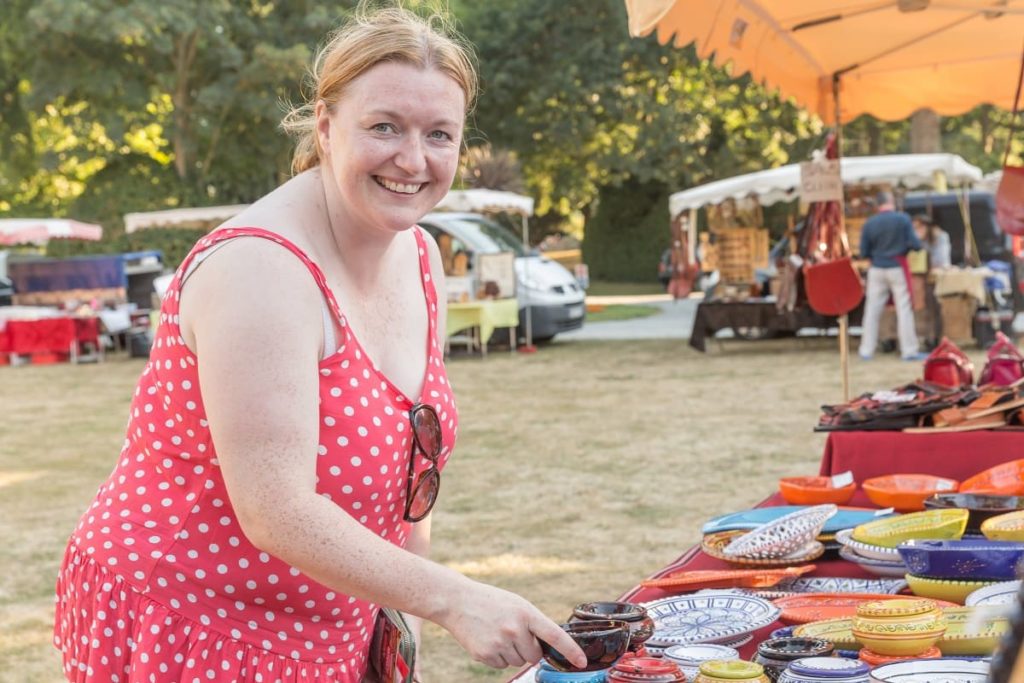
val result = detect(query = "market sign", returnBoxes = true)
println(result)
[799,160,843,204]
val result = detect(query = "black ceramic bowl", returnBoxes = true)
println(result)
[571,602,654,652]
[755,637,835,682]
[540,619,630,672]
[924,493,1024,533]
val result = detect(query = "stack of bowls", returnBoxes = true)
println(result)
[897,538,1024,603]
[778,657,870,683]
[662,644,739,680]
[851,599,946,663]
[754,637,834,682]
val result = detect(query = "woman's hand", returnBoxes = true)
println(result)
[437,580,586,670]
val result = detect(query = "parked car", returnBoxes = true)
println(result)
[902,190,1022,310]
[0,276,12,306]
[418,212,586,342]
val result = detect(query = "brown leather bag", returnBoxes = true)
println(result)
[804,256,865,316]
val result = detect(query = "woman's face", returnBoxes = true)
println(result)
[317,61,465,235]
[913,220,927,239]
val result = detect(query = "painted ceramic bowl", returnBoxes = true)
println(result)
[851,509,968,549]
[850,599,946,656]
[755,638,834,682]
[981,509,1024,541]
[835,529,902,562]
[960,458,1024,496]
[704,530,825,567]
[866,658,989,682]
[663,643,739,680]
[938,606,1009,655]
[792,618,859,649]
[606,655,686,683]
[541,620,630,672]
[779,477,857,506]
[778,657,870,683]
[904,573,1001,604]
[862,474,959,512]
[964,579,1022,606]
[694,660,770,683]
[923,493,1024,534]
[896,538,1024,580]
[571,602,655,653]
[724,505,838,560]
[837,546,907,578]
[535,661,610,683]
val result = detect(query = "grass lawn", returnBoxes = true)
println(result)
[0,340,987,682]
[584,280,666,296]
[584,304,661,323]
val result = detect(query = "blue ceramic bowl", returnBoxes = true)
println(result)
[778,656,869,683]
[896,538,1024,580]
[535,661,608,682]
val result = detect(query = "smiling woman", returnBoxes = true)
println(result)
[50,3,585,683]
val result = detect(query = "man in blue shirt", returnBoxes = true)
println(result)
[858,190,926,360]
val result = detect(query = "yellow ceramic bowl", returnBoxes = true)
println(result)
[905,574,1000,604]
[792,617,859,649]
[852,599,947,656]
[695,660,770,682]
[939,606,1010,655]
[851,509,968,548]
[981,510,1024,541]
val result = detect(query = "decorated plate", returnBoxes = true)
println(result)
[776,576,907,595]
[837,546,908,577]
[836,528,903,561]
[723,504,838,559]
[867,659,989,682]
[773,593,956,625]
[791,617,859,648]
[703,506,892,536]
[964,579,1022,606]
[639,592,781,646]
[703,530,825,567]
[639,565,817,591]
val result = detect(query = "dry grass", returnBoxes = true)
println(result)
[0,339,985,682]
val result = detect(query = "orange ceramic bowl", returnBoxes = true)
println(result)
[862,474,960,512]
[961,459,1024,496]
[779,476,857,505]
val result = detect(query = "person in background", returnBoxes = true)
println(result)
[52,5,585,682]
[858,190,926,361]
[914,214,952,269]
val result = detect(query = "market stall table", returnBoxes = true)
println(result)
[1,316,101,363]
[689,301,862,352]
[446,298,519,356]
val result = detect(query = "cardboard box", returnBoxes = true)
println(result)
[939,294,977,344]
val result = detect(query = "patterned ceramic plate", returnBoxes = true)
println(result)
[704,530,825,567]
[639,592,781,646]
[774,593,956,625]
[775,577,908,595]
[964,579,1022,606]
[867,659,989,682]
[837,546,908,577]
[835,528,902,561]
[703,506,892,536]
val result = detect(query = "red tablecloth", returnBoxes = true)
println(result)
[819,430,1024,482]
[2,317,100,356]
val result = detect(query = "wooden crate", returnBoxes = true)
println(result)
[845,216,867,257]
[712,228,769,284]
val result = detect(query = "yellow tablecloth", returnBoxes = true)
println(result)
[446,299,519,345]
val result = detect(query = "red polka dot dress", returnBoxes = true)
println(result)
[54,227,458,682]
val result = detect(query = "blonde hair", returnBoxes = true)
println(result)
[281,2,478,175]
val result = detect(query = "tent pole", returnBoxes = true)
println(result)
[521,213,534,348]
[834,73,851,402]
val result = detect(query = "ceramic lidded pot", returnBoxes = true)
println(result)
[693,660,770,683]
[850,599,946,656]
[777,657,869,683]
[572,602,656,653]
[606,655,686,683]
[535,661,610,683]
[754,638,835,682]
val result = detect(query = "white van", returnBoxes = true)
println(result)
[418,212,585,342]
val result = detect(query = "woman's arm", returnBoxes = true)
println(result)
[179,237,582,670]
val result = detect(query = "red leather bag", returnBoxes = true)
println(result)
[923,337,975,388]
[804,256,865,316]
[979,332,1024,386]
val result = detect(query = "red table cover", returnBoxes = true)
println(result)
[3,317,99,356]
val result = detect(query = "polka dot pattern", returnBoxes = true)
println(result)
[54,228,458,681]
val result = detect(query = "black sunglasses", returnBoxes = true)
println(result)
[403,403,442,522]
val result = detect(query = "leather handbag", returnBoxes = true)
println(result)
[979,331,1024,386]
[923,337,975,388]
[804,256,864,316]
[368,608,416,683]
[996,43,1024,235]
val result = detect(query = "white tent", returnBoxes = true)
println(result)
[0,219,103,246]
[669,153,984,217]
[124,204,249,233]
[433,189,534,217]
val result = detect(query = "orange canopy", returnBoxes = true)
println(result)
[625,0,1024,122]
